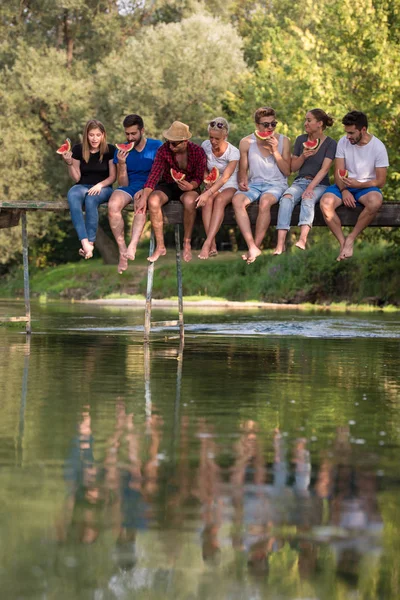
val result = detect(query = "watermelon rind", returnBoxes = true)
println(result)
[254,130,274,141]
[115,142,135,152]
[204,166,220,184]
[56,138,71,154]
[302,138,320,150]
[170,168,186,182]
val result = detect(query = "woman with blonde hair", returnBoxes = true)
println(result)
[197,117,240,259]
[62,119,116,258]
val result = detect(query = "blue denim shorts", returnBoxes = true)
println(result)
[325,184,383,206]
[239,182,287,203]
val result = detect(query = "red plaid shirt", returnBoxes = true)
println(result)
[145,141,207,190]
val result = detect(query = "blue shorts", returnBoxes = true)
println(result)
[118,183,144,200]
[238,182,287,203]
[325,185,382,205]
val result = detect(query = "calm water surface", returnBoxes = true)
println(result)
[1,301,400,599]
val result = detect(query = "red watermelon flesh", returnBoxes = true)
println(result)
[170,168,186,182]
[204,166,220,184]
[303,138,320,150]
[116,142,135,152]
[338,169,349,178]
[56,138,71,154]
[254,130,274,141]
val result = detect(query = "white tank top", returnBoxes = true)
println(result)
[248,134,287,186]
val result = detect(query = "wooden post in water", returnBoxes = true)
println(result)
[21,212,31,334]
[174,224,184,341]
[144,230,155,341]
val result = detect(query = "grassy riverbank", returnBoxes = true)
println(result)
[1,238,399,308]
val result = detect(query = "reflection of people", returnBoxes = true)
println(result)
[56,407,102,545]
[197,118,239,260]
[142,121,207,263]
[274,109,336,254]
[320,110,389,261]
[63,120,116,259]
[107,114,162,273]
[232,107,290,264]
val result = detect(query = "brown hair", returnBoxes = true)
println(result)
[309,109,334,129]
[254,107,276,124]
[82,119,108,163]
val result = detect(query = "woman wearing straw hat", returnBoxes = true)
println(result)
[141,121,207,262]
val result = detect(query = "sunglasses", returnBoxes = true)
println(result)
[259,121,278,129]
[169,140,184,147]
[209,121,226,129]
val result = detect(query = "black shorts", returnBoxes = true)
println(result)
[154,181,200,201]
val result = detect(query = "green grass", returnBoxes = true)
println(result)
[1,238,399,308]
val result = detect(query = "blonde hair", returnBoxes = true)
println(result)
[82,119,108,163]
[208,117,229,134]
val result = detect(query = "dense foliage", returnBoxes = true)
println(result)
[0,0,399,269]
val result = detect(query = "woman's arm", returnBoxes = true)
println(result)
[87,160,117,196]
[302,157,333,197]
[62,151,81,183]
[196,160,238,207]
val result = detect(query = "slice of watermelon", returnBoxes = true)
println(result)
[338,169,349,178]
[254,130,274,141]
[56,138,71,154]
[303,138,320,150]
[116,142,135,152]
[170,168,186,182]
[204,166,220,184]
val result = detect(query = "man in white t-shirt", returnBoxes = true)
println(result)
[320,111,389,261]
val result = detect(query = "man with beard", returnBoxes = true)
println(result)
[141,121,207,263]
[108,114,162,273]
[320,111,389,261]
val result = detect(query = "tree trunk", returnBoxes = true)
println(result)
[95,225,119,264]
[63,9,74,69]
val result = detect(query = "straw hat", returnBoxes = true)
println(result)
[163,121,192,141]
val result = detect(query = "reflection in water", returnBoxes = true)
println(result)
[0,318,398,599]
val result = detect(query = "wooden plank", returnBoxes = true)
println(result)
[0,199,399,227]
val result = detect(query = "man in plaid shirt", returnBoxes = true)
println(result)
[137,121,207,262]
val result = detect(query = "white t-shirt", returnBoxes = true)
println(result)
[336,135,389,183]
[201,140,240,190]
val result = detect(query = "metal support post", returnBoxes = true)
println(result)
[174,224,184,340]
[144,230,155,341]
[21,211,31,334]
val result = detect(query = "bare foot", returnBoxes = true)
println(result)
[341,237,354,259]
[295,239,307,250]
[198,243,210,260]
[241,252,248,261]
[183,241,192,263]
[209,248,218,257]
[148,246,167,263]
[246,247,262,264]
[273,246,285,255]
[118,253,128,274]
[336,241,346,261]
[125,242,137,261]
[80,241,94,259]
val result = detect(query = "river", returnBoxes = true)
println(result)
[0,300,399,599]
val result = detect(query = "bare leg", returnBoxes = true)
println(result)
[147,191,169,263]
[273,229,288,255]
[320,193,346,260]
[232,193,261,264]
[254,193,278,249]
[295,225,310,250]
[199,189,235,259]
[341,192,382,259]
[108,190,132,273]
[181,191,198,262]
[126,213,147,260]
[201,193,215,252]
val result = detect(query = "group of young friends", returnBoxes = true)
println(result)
[61,108,389,271]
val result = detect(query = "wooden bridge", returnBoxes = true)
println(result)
[1,199,399,337]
